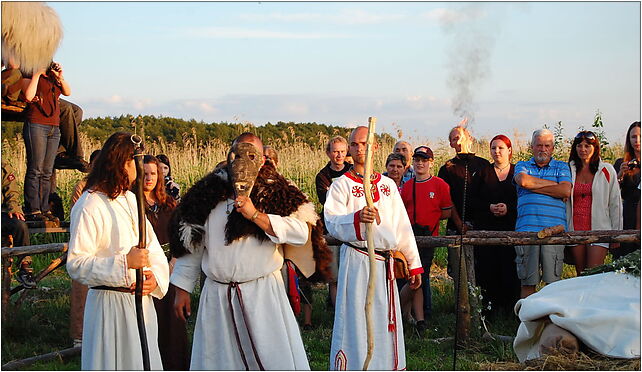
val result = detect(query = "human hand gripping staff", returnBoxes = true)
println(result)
[131,134,152,370]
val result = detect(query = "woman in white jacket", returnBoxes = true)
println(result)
[566,131,623,276]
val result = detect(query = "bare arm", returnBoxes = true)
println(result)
[235,196,276,236]
[440,207,452,220]
[22,72,43,101]
[514,172,558,190]
[50,64,71,96]
[530,181,572,199]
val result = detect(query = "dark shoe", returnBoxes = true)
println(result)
[54,154,89,172]
[16,267,36,289]
[25,212,46,222]
[43,211,60,225]
[415,320,426,338]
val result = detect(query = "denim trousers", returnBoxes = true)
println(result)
[419,247,435,317]
[23,122,60,214]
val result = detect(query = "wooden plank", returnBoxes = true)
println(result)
[1,243,68,258]
[324,229,640,248]
[1,346,81,370]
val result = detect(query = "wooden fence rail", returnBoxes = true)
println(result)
[325,229,641,248]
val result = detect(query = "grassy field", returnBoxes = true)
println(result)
[0,130,624,370]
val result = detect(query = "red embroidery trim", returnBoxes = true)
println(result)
[353,212,364,241]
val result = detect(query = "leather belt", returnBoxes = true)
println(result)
[212,278,265,371]
[90,285,131,293]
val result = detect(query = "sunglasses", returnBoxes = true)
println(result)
[575,131,596,141]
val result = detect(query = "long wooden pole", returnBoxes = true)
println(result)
[362,117,377,371]
[132,133,151,370]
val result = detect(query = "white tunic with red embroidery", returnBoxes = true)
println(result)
[324,172,423,371]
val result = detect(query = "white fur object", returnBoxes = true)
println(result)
[2,2,63,75]
[289,201,319,226]
[179,222,205,254]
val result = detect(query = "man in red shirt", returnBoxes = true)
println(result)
[399,146,453,335]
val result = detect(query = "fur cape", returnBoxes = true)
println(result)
[1,2,63,76]
[169,162,333,281]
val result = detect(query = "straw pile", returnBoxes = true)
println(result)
[479,351,640,371]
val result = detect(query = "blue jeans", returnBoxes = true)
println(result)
[419,247,435,317]
[23,122,60,214]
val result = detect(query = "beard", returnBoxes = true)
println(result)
[534,152,551,164]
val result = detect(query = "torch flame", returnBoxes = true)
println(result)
[458,117,469,128]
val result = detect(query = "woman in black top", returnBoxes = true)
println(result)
[470,134,520,313]
[613,121,641,259]
[141,155,189,370]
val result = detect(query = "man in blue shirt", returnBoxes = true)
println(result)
[514,129,572,298]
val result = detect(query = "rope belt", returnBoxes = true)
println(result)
[90,285,132,293]
[212,278,265,371]
[345,242,400,370]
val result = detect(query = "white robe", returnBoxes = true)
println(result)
[513,272,640,362]
[170,199,312,370]
[67,191,169,370]
[324,172,423,370]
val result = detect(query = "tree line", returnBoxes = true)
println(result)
[1,116,395,148]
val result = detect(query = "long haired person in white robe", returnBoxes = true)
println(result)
[67,132,169,370]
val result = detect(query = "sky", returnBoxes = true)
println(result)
[47,1,640,146]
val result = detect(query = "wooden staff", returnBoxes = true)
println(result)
[362,117,377,370]
[131,133,151,370]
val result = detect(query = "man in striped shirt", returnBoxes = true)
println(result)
[514,129,572,298]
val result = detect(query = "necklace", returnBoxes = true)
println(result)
[351,168,376,180]
[493,163,510,171]
[226,199,235,215]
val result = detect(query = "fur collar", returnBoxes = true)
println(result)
[169,162,332,281]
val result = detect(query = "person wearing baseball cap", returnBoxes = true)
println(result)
[399,145,453,336]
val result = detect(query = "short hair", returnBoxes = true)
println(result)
[393,140,411,149]
[386,152,407,167]
[449,126,472,140]
[490,134,513,159]
[531,128,554,143]
[326,136,348,153]
[233,132,264,154]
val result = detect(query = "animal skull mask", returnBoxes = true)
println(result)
[227,142,263,198]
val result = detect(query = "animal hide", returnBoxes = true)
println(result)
[169,162,333,281]
[2,2,63,76]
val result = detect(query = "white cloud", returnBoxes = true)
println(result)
[182,26,345,40]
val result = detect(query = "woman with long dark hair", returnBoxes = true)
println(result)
[156,154,181,201]
[613,122,641,259]
[66,132,168,370]
[470,134,520,312]
[566,131,622,275]
[141,155,189,370]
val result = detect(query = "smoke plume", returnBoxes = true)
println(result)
[439,4,500,125]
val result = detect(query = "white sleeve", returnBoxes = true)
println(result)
[324,180,364,243]
[266,214,309,245]
[607,166,623,230]
[170,233,205,293]
[389,187,422,273]
[66,205,131,288]
[146,218,170,299]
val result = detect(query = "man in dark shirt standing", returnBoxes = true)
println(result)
[315,135,351,308]
[437,125,490,290]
